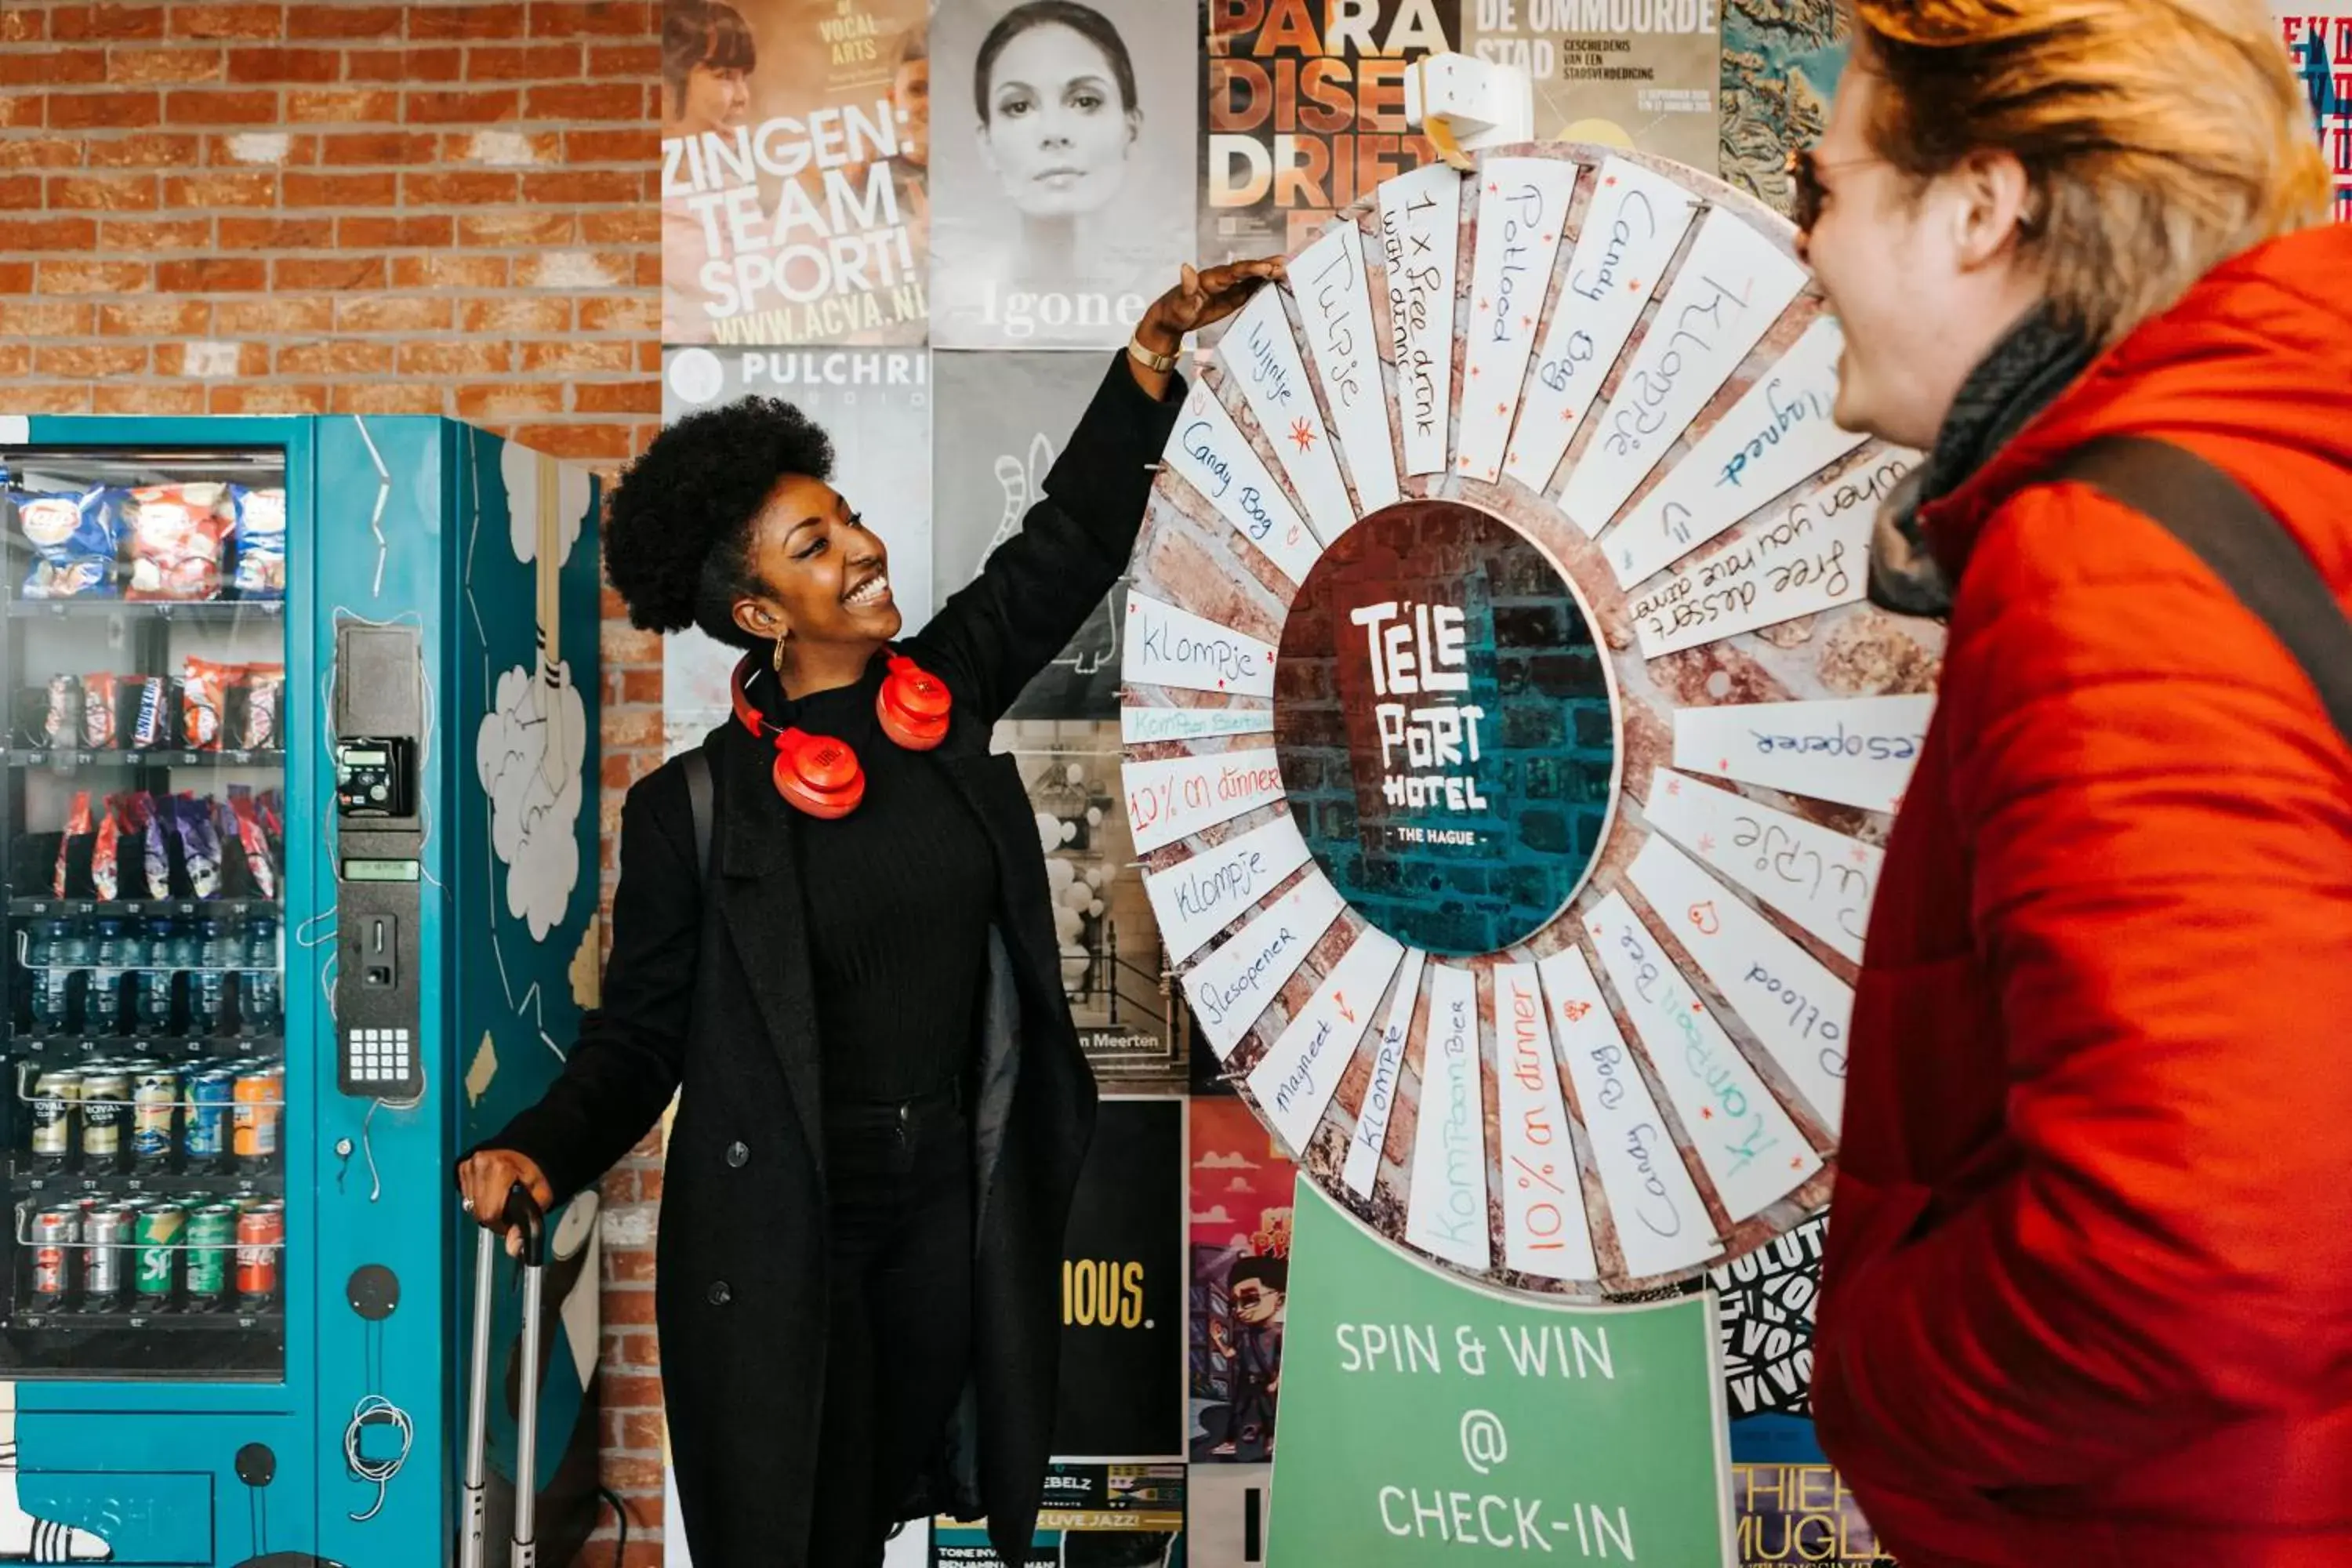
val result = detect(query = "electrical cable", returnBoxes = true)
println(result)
[358,1054,426,1203]
[343,1323,409,1523]
[341,1392,412,1523]
[595,1484,631,1568]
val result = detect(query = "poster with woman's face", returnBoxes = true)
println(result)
[929,0,1198,349]
[659,0,932,347]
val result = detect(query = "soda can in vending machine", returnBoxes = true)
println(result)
[185,1203,236,1308]
[232,1067,281,1173]
[134,1201,184,1307]
[85,1203,134,1309]
[28,1069,82,1167]
[235,1201,282,1308]
[117,1057,158,1156]
[29,1207,78,1309]
[184,1068,235,1169]
[78,1069,129,1171]
[132,1065,180,1170]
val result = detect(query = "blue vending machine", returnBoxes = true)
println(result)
[0,416,604,1566]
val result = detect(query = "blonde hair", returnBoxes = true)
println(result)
[1853,0,2331,347]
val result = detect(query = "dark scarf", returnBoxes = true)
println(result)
[1867,304,2095,616]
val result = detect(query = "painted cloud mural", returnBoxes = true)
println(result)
[475,438,593,943]
[477,662,586,942]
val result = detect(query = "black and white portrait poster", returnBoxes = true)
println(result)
[1000,718,1186,1086]
[927,0,1198,348]
[1053,1096,1188,1458]
[659,0,931,347]
[931,350,1128,717]
[659,346,935,755]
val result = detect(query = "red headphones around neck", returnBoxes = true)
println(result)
[729,649,952,818]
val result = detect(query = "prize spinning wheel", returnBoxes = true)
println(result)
[1120,145,1943,1296]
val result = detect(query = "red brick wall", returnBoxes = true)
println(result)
[0,4,667,1563]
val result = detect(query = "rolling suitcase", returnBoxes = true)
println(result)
[459,1182,546,1568]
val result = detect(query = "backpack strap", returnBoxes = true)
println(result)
[2042,434,2352,753]
[684,747,714,887]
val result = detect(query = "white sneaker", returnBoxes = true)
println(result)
[0,1516,112,1562]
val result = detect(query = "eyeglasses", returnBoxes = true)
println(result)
[1788,147,2047,240]
[1788,147,1885,233]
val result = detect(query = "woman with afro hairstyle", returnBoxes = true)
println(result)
[458,255,1280,1567]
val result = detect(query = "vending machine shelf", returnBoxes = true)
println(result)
[0,1311,288,1381]
[11,1308,285,1333]
[9,897,281,919]
[4,598,283,622]
[2,749,286,770]
[9,1035,284,1056]
[8,1158,285,1200]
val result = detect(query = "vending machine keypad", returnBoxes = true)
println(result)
[341,1027,417,1098]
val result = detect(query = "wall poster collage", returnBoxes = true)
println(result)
[2280,6,2352,220]
[651,0,1933,1560]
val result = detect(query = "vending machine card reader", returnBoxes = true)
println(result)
[335,737,414,818]
[333,623,425,1101]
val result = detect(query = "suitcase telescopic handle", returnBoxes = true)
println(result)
[505,1182,546,1267]
[460,1182,549,1568]
[507,1183,546,1568]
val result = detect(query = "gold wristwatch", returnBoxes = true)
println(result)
[1126,334,1178,375]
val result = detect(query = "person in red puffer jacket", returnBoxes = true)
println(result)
[1793,4,2352,1565]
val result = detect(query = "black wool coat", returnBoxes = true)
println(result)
[483,354,1183,1564]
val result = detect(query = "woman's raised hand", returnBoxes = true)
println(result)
[1127,255,1287,394]
[1144,255,1287,345]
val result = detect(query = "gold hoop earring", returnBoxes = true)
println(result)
[771,633,788,675]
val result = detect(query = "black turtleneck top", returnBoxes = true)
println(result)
[755,653,1000,1105]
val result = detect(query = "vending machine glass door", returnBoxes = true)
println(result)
[0,447,290,1381]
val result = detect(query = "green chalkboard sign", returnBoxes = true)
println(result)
[1269,1181,1734,1566]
